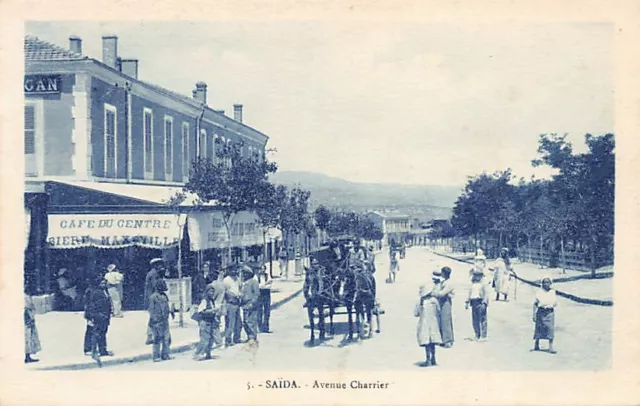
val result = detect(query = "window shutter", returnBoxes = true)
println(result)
[24,105,35,154]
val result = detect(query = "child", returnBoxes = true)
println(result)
[148,279,174,362]
[532,277,557,353]
[465,268,489,341]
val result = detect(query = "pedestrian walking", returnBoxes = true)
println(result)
[192,284,223,360]
[492,248,514,301]
[366,246,376,273]
[241,266,260,344]
[144,258,164,344]
[148,279,174,362]
[388,252,399,283]
[24,294,41,363]
[223,266,243,347]
[465,268,489,341]
[104,264,124,317]
[278,247,287,277]
[257,266,273,333]
[532,276,557,353]
[416,270,443,367]
[433,266,454,348]
[86,277,114,366]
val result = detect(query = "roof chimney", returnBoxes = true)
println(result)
[215,110,225,115]
[195,81,207,104]
[69,35,82,54]
[120,59,139,79]
[192,89,198,99]
[102,35,118,69]
[233,104,243,123]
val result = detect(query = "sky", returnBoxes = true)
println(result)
[25,21,614,187]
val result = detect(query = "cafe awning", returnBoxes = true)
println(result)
[45,180,214,214]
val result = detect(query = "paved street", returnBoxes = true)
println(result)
[111,247,611,371]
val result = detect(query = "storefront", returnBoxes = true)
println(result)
[43,180,195,311]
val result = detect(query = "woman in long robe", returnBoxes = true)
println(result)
[532,277,557,353]
[416,272,443,367]
[433,266,454,348]
[492,249,513,301]
[24,294,41,363]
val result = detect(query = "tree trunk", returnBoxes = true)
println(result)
[539,233,544,268]
[590,235,597,278]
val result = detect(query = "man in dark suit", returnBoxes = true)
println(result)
[85,277,113,366]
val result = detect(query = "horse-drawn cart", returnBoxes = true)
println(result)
[302,244,384,343]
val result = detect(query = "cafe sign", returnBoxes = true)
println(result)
[47,213,185,249]
[24,75,62,94]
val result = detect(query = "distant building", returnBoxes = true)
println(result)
[366,211,411,246]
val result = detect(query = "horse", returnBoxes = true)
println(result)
[351,264,377,339]
[304,256,344,344]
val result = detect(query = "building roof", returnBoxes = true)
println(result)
[24,36,87,61]
[368,211,410,220]
[24,35,269,142]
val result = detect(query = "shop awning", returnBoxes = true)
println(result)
[47,213,187,249]
[45,180,215,213]
[187,211,263,251]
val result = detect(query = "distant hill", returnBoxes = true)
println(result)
[269,171,461,221]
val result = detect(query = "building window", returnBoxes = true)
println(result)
[182,122,190,180]
[143,108,154,176]
[104,104,117,178]
[199,129,207,160]
[24,103,40,176]
[164,116,173,178]
[213,134,219,163]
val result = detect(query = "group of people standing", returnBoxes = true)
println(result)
[415,266,455,367]
[146,259,273,362]
[415,247,559,367]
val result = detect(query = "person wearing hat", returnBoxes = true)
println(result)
[85,276,114,366]
[257,265,273,333]
[492,248,514,302]
[240,266,260,344]
[223,266,243,347]
[532,276,557,353]
[104,264,124,318]
[148,279,174,362]
[433,266,455,348]
[465,267,489,341]
[416,270,443,367]
[144,258,164,344]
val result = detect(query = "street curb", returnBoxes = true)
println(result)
[429,250,613,307]
[33,286,304,371]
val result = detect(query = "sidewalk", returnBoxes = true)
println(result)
[28,274,304,371]
[428,247,613,306]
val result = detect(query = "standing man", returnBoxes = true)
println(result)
[257,266,273,333]
[144,258,164,344]
[223,266,242,347]
[104,264,124,318]
[148,279,174,362]
[240,266,260,344]
[86,277,114,366]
